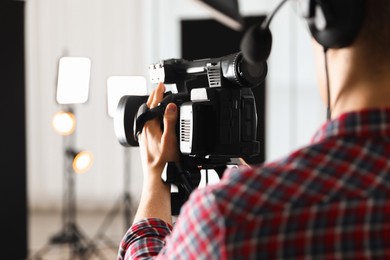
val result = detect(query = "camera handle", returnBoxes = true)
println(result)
[133,103,165,142]
[133,92,190,142]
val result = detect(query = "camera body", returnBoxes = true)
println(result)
[179,87,259,158]
[115,52,265,162]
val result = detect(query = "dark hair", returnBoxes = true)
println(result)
[356,0,390,66]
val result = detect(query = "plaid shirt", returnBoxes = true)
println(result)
[118,108,390,259]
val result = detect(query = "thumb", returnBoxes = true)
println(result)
[162,103,178,140]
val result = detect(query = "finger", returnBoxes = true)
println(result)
[239,158,252,168]
[162,103,178,145]
[150,82,165,108]
[146,82,164,107]
[146,86,156,108]
[142,83,165,139]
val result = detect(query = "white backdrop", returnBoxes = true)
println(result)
[26,0,324,211]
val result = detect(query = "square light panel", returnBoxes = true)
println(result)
[56,57,91,104]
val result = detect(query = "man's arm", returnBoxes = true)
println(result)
[118,83,178,259]
[132,171,171,224]
[133,82,179,225]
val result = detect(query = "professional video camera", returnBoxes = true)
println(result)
[114,52,267,214]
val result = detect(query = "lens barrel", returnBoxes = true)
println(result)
[221,52,267,88]
[114,95,148,147]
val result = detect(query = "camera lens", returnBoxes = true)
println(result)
[114,95,148,147]
[220,52,267,88]
[237,57,267,87]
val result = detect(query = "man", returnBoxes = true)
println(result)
[119,0,390,258]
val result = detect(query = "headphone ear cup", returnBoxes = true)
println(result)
[308,0,365,49]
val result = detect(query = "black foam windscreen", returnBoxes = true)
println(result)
[240,24,272,65]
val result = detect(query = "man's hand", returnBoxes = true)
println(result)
[133,82,179,225]
[139,82,179,180]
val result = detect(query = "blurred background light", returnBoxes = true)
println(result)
[67,150,93,174]
[52,111,76,136]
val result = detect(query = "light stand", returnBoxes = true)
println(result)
[31,107,105,260]
[93,148,134,251]
[93,76,148,250]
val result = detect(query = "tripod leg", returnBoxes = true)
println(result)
[94,196,122,240]
[29,242,52,260]
[93,192,134,251]
[70,223,108,260]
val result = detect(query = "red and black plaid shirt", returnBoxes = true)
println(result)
[119,108,390,259]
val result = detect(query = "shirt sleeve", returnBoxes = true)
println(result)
[117,218,173,260]
[118,187,225,259]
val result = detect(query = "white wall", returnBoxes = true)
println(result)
[26,0,325,211]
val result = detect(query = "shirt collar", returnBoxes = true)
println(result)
[311,108,390,143]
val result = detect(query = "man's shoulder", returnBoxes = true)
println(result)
[200,141,342,216]
[225,141,333,184]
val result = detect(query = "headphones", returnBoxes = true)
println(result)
[240,0,365,64]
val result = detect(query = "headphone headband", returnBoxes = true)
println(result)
[240,0,365,65]
[304,0,365,49]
